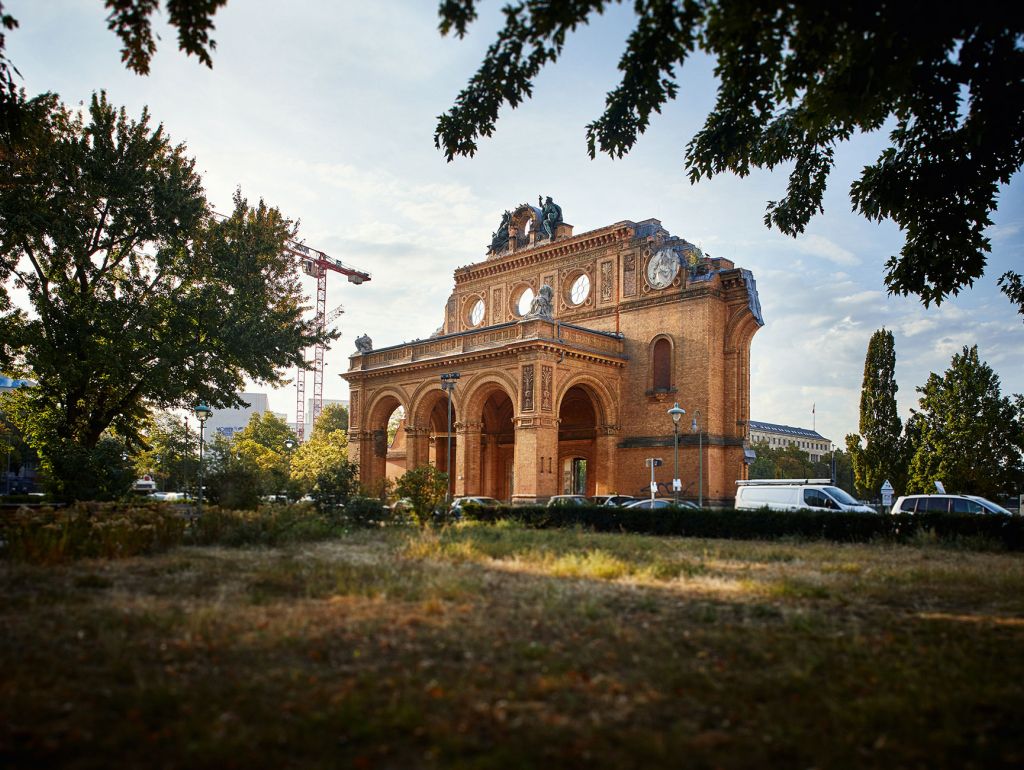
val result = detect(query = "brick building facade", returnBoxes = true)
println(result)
[343,201,764,505]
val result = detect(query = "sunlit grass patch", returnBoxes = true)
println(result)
[3,527,1024,768]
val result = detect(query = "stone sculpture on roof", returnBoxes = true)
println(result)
[525,284,554,319]
[354,334,373,353]
[489,210,512,253]
[538,195,563,240]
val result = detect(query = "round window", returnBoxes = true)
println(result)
[516,287,535,316]
[569,274,590,305]
[469,298,485,326]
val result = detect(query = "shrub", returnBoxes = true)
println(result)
[464,504,1023,550]
[394,466,448,527]
[1,502,187,564]
[185,503,341,548]
[344,496,387,528]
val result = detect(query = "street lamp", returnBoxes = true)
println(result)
[667,402,686,505]
[194,402,212,516]
[440,372,460,504]
[690,409,703,509]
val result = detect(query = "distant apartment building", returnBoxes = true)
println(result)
[205,392,274,440]
[749,421,831,462]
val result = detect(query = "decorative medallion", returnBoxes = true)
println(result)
[646,248,680,290]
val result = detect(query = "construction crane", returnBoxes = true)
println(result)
[282,240,371,442]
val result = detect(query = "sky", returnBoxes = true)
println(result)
[5,0,1023,446]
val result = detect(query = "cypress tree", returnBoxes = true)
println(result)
[845,329,905,497]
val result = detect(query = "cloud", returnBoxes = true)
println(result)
[793,234,861,266]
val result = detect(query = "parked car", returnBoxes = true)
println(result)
[735,480,876,513]
[624,498,681,510]
[590,494,637,507]
[891,494,1011,515]
[449,496,501,515]
[546,495,590,507]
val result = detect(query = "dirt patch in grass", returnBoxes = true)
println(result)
[2,525,1023,769]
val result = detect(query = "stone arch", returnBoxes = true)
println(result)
[553,373,619,497]
[510,203,540,238]
[362,387,409,490]
[460,370,520,421]
[405,381,459,483]
[554,372,618,430]
[458,373,518,500]
[365,387,409,430]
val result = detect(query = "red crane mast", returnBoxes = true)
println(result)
[282,241,370,442]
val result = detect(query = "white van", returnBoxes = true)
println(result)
[735,479,876,513]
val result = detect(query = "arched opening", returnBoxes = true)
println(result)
[652,337,672,392]
[479,389,515,500]
[365,394,405,493]
[558,385,598,496]
[423,393,457,487]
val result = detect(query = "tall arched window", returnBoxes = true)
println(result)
[652,337,672,391]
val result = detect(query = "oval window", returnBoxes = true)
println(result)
[569,274,590,305]
[516,287,535,316]
[469,298,485,326]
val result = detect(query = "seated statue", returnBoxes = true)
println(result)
[526,284,554,319]
[538,195,563,240]
[489,210,512,253]
[354,334,373,353]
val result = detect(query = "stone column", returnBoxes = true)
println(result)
[455,421,482,496]
[512,415,559,504]
[595,424,620,495]
[349,430,375,486]
[404,426,431,470]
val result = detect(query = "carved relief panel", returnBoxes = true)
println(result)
[541,366,553,411]
[521,364,535,412]
[623,253,637,297]
[599,259,614,303]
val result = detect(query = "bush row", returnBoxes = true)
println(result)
[0,499,391,564]
[461,504,1024,550]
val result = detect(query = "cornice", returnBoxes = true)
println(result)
[454,222,636,284]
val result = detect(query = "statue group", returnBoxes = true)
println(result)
[488,196,564,254]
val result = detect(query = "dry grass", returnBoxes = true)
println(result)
[2,523,1023,769]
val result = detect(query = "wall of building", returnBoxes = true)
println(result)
[345,206,763,505]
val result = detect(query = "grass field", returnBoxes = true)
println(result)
[2,523,1023,768]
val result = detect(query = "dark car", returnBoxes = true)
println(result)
[546,495,590,507]
[449,496,501,514]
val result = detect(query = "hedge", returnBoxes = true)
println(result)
[460,504,1024,550]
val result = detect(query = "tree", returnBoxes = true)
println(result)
[845,329,906,497]
[0,92,330,499]
[231,412,297,497]
[290,417,357,511]
[434,2,1024,317]
[395,465,448,526]
[202,432,261,510]
[906,346,1024,498]
[314,403,349,434]
[133,412,198,492]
